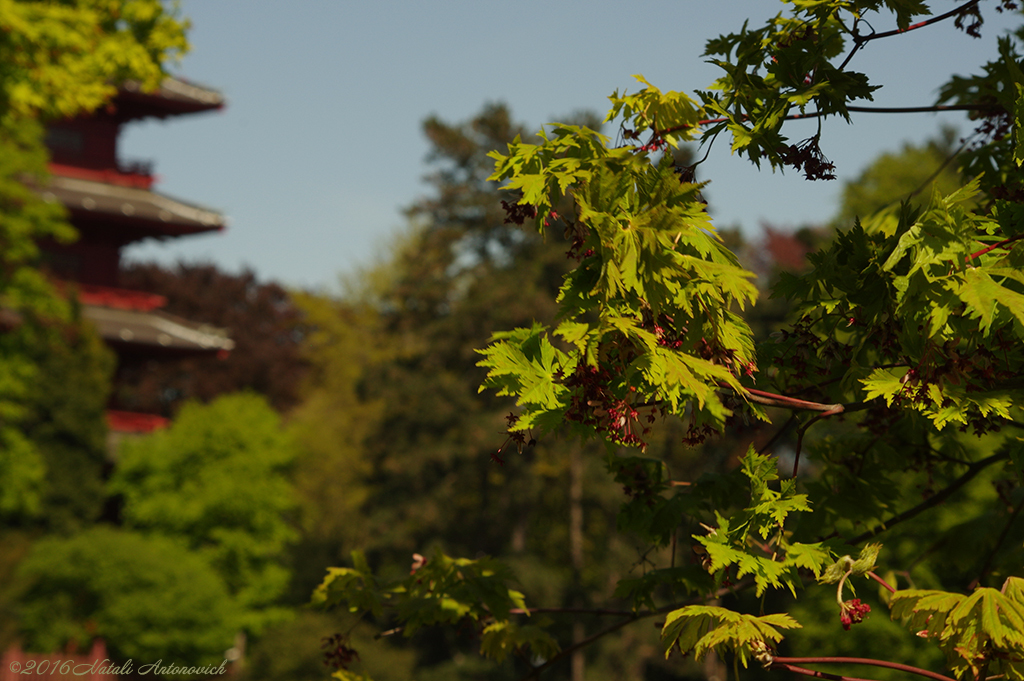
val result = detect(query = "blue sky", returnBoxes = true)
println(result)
[120,1,1022,291]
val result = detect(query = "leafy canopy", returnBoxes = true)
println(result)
[315,2,1024,680]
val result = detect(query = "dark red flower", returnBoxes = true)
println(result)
[839,599,871,631]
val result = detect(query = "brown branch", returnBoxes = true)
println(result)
[771,661,882,681]
[509,606,635,617]
[793,413,828,478]
[744,387,845,414]
[968,233,1024,262]
[659,103,996,138]
[773,657,957,681]
[518,578,754,681]
[759,413,799,455]
[847,452,1008,545]
[852,0,983,43]
[972,493,1024,589]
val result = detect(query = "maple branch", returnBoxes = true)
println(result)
[518,578,754,681]
[743,387,845,414]
[847,451,1008,545]
[509,606,635,617]
[770,662,881,681]
[658,103,997,138]
[759,413,799,455]
[972,493,1024,589]
[967,233,1024,261]
[851,0,983,44]
[792,412,829,478]
[773,657,957,681]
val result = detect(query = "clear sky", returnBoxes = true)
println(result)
[120,1,1022,291]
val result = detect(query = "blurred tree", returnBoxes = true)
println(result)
[292,105,706,680]
[834,126,964,226]
[284,292,383,601]
[19,306,115,533]
[15,526,238,663]
[0,0,189,518]
[109,393,297,633]
[118,263,308,414]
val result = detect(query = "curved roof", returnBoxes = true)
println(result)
[114,76,225,119]
[41,173,226,240]
[82,304,235,355]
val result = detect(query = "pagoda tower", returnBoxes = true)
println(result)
[37,76,235,444]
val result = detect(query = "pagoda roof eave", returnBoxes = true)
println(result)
[114,76,225,120]
[40,173,227,242]
[82,304,234,356]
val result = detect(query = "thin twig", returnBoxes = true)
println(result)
[773,656,957,681]
[771,661,881,681]
[852,0,983,43]
[744,387,845,414]
[509,606,635,617]
[518,578,754,681]
[973,494,1024,589]
[759,413,799,455]
[847,452,1008,545]
[659,103,997,138]
[793,412,830,478]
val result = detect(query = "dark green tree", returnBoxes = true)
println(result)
[117,263,309,414]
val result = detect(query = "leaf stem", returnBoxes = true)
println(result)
[866,571,897,594]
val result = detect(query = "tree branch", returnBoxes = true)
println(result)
[773,657,957,681]
[510,606,635,617]
[847,452,1008,545]
[852,0,983,43]
[968,233,1024,262]
[770,661,881,681]
[518,578,754,681]
[972,493,1024,589]
[759,413,799,455]
[658,103,997,139]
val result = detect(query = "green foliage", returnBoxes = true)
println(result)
[694,448,831,597]
[661,605,800,667]
[835,127,965,227]
[891,579,1024,681]
[0,0,188,120]
[15,526,238,663]
[313,550,558,666]
[20,306,114,532]
[110,393,297,631]
[312,3,1024,677]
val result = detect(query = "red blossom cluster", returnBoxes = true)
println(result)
[564,219,595,261]
[777,136,835,181]
[491,412,536,465]
[839,599,871,630]
[894,331,1017,435]
[563,363,653,450]
[322,634,360,670]
[500,199,537,225]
